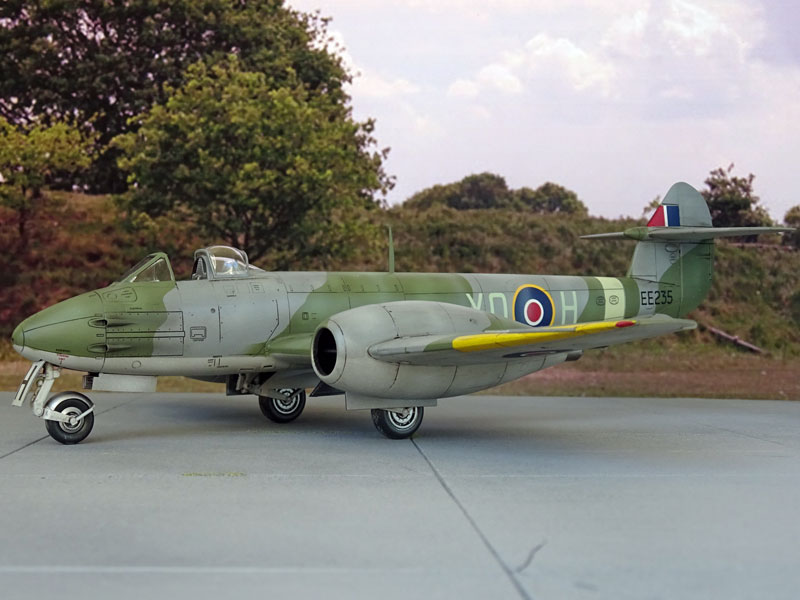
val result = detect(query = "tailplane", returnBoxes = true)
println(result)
[582,182,793,317]
[582,181,792,243]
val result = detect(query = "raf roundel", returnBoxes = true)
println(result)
[513,285,555,327]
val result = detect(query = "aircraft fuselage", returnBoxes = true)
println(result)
[13,269,678,379]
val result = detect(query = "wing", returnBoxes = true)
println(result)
[368,314,696,366]
[266,333,314,367]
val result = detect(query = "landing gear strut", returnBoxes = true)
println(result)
[371,407,424,439]
[13,361,96,445]
[258,388,306,423]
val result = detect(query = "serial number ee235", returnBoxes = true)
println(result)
[641,289,674,306]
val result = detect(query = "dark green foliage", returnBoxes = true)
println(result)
[403,173,515,210]
[701,164,773,229]
[790,291,800,326]
[389,203,634,276]
[403,173,588,214]
[704,244,800,355]
[453,173,514,210]
[514,182,588,215]
[0,117,94,247]
[0,0,348,192]
[784,205,800,248]
[114,56,388,266]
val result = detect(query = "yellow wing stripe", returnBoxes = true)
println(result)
[452,320,635,353]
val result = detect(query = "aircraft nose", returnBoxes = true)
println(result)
[20,292,105,359]
[11,322,24,351]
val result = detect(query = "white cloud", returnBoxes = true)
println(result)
[319,28,420,99]
[443,0,766,108]
[601,9,649,57]
[660,0,738,57]
[286,0,800,220]
[467,104,492,120]
[447,33,614,100]
[351,73,420,98]
[519,33,616,96]
[447,78,480,98]
[476,64,524,94]
[293,0,613,14]
[410,111,445,139]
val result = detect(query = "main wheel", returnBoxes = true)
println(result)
[45,396,94,445]
[258,388,306,423]
[371,407,424,439]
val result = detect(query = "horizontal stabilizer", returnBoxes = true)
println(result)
[582,226,793,242]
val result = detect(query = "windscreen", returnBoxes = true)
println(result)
[115,255,174,283]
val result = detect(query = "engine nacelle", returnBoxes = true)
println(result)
[311,301,562,400]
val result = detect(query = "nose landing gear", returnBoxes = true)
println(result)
[12,361,96,444]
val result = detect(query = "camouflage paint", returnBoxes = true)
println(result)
[15,182,777,385]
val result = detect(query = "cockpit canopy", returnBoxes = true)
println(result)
[114,246,262,285]
[115,253,175,284]
[192,245,264,280]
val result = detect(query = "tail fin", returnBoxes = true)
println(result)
[582,182,793,317]
[646,181,712,228]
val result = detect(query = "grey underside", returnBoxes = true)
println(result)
[0,392,798,600]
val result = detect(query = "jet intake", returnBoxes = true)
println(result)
[313,326,338,377]
[311,301,534,401]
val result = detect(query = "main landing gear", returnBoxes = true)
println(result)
[257,387,424,439]
[371,406,424,439]
[258,388,307,423]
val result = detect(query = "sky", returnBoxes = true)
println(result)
[287,0,800,220]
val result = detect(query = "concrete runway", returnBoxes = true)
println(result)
[0,391,798,599]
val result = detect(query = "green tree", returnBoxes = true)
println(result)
[0,0,348,192]
[0,117,94,248]
[701,164,773,228]
[404,175,587,214]
[514,182,588,215]
[452,173,514,210]
[404,173,517,211]
[784,205,800,248]
[402,182,460,211]
[114,56,390,266]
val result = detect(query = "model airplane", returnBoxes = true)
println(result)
[10,182,792,443]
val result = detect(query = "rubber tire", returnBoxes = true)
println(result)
[258,388,306,423]
[371,407,424,440]
[45,397,94,445]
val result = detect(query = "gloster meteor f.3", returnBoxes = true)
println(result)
[11,183,792,443]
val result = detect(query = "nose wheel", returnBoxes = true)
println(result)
[371,407,424,439]
[44,393,95,445]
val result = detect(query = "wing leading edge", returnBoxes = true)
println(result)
[368,314,696,366]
